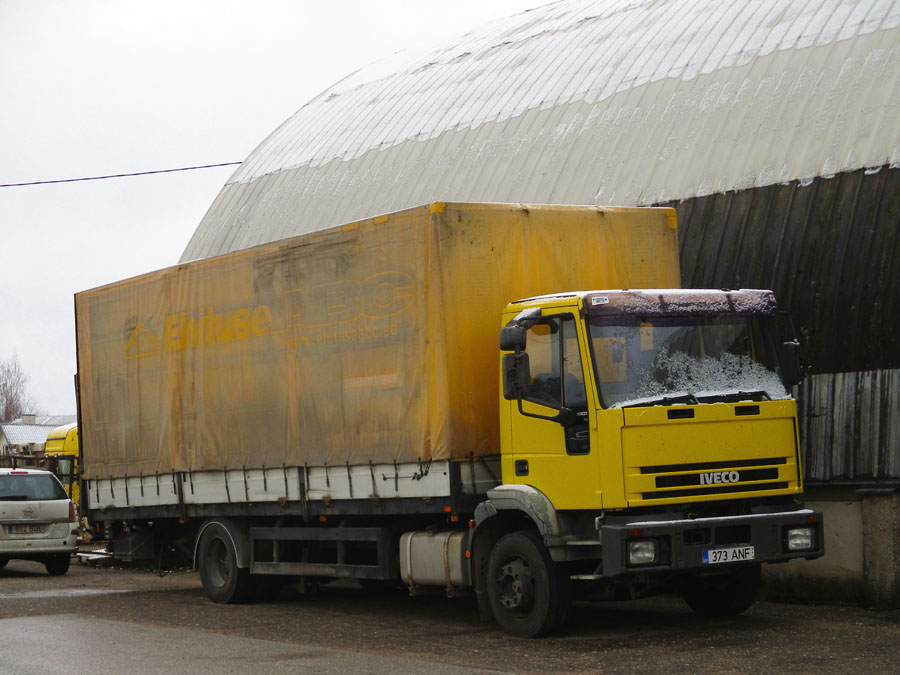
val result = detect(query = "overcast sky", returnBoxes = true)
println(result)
[0,0,544,416]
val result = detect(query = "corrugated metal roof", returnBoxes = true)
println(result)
[0,424,53,446]
[182,0,900,261]
[12,415,76,427]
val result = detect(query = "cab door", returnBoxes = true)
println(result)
[507,313,601,509]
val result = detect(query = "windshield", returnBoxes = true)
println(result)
[587,315,789,408]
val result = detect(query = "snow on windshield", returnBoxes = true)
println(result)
[611,347,789,408]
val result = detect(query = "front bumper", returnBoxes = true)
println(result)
[599,509,824,577]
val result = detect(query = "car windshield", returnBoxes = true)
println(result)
[0,474,68,501]
[587,315,789,408]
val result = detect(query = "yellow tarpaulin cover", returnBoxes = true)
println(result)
[76,202,680,479]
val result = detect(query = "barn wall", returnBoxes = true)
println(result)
[669,165,900,483]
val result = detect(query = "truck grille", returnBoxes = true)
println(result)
[639,457,788,500]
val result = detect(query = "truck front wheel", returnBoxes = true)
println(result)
[681,563,761,617]
[487,530,570,638]
[198,523,255,604]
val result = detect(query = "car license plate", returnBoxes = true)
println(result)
[9,524,46,535]
[702,545,755,564]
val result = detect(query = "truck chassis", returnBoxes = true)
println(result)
[84,457,822,637]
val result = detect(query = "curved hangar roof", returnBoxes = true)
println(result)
[182,0,900,261]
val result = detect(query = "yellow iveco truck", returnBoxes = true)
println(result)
[75,202,823,637]
[44,423,79,505]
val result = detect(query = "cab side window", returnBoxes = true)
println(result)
[522,314,590,455]
[524,315,587,410]
[524,318,562,407]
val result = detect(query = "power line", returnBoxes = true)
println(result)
[0,162,242,188]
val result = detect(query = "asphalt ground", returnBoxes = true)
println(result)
[0,557,897,674]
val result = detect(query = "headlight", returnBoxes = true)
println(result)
[627,539,658,566]
[786,526,815,551]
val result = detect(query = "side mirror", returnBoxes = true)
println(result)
[500,325,527,352]
[781,340,803,387]
[552,407,577,427]
[502,352,531,400]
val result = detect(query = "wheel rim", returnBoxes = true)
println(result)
[207,537,231,588]
[496,556,535,612]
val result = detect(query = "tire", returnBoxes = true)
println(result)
[198,523,255,604]
[44,553,71,576]
[681,563,761,617]
[487,530,571,638]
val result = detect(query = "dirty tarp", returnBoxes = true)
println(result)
[76,202,680,479]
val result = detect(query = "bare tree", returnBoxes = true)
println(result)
[0,353,35,422]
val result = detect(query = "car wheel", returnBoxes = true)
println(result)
[681,563,761,616]
[44,553,71,576]
[198,523,255,604]
[487,530,571,638]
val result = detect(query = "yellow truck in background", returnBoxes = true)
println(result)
[44,423,79,506]
[75,202,823,637]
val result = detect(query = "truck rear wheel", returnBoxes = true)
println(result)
[198,523,255,604]
[681,563,761,617]
[487,530,570,638]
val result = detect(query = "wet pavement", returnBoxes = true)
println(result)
[0,614,495,675]
[1,558,898,673]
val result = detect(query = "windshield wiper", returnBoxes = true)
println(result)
[620,392,699,408]
[0,494,29,501]
[618,389,775,409]
[694,389,771,403]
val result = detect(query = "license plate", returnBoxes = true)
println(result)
[9,524,46,535]
[702,545,755,564]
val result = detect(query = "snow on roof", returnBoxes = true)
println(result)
[1,424,54,446]
[183,0,900,261]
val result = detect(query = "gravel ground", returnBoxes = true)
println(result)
[1,557,898,673]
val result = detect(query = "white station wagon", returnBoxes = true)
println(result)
[0,468,78,575]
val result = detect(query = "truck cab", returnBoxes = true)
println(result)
[43,423,79,506]
[474,289,822,635]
